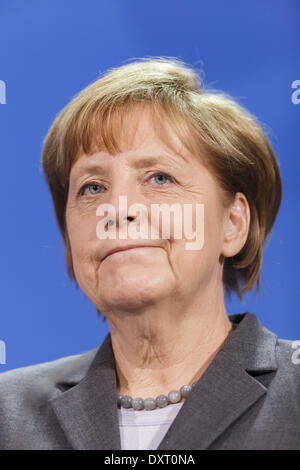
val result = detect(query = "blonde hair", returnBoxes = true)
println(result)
[41,56,282,302]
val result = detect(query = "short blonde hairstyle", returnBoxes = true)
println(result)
[41,56,282,302]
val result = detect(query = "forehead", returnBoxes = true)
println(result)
[70,103,193,173]
[115,102,185,153]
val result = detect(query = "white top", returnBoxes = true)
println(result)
[118,402,184,450]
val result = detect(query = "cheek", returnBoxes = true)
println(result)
[66,207,100,266]
[170,201,224,272]
[204,202,225,250]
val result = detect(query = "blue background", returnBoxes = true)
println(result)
[0,0,299,371]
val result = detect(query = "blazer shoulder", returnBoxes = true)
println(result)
[0,347,98,401]
[276,337,300,370]
[271,337,300,400]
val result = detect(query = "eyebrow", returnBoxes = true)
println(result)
[131,156,173,169]
[74,153,186,177]
[73,164,110,178]
[131,153,187,167]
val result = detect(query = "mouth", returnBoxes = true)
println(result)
[102,245,159,262]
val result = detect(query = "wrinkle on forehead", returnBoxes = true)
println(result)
[73,100,197,166]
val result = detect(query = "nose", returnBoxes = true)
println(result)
[104,172,144,232]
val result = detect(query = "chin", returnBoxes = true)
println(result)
[100,279,169,312]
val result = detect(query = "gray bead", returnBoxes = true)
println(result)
[180,385,192,398]
[144,397,156,410]
[121,395,132,409]
[117,393,124,407]
[132,397,144,410]
[156,394,168,408]
[192,381,197,388]
[168,390,181,403]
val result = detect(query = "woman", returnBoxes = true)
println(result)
[0,57,299,450]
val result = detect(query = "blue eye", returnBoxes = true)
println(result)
[152,173,173,185]
[79,183,103,196]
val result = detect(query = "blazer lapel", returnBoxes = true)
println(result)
[50,335,121,450]
[50,312,278,450]
[157,313,278,450]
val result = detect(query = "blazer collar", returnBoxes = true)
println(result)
[50,334,121,450]
[50,312,278,450]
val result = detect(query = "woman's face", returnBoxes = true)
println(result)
[66,104,244,314]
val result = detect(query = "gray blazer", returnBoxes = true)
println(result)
[0,312,300,450]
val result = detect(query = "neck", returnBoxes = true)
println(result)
[105,287,232,399]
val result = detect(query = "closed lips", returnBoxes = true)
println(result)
[102,245,159,261]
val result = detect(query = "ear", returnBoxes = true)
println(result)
[221,192,250,258]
